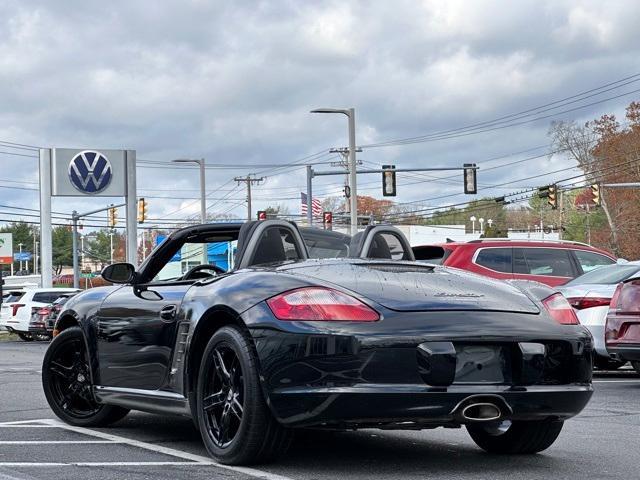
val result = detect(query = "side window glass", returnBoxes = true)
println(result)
[573,250,615,273]
[368,233,407,260]
[251,227,301,266]
[522,249,573,277]
[475,248,512,273]
[513,248,529,274]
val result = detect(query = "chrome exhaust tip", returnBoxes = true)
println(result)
[460,402,502,422]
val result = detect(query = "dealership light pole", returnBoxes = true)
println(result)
[311,108,358,235]
[173,159,208,265]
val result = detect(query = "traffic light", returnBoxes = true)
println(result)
[323,211,333,230]
[464,164,477,194]
[137,198,148,224]
[548,185,558,210]
[382,165,396,197]
[257,210,267,221]
[107,207,118,228]
[591,184,601,206]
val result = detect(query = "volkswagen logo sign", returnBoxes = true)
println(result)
[68,151,113,194]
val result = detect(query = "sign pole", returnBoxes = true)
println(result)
[125,150,138,266]
[72,212,79,289]
[39,148,53,288]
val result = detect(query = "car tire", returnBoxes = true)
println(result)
[196,325,292,465]
[17,332,34,342]
[467,419,564,454]
[632,361,640,375]
[42,327,129,427]
[594,356,626,370]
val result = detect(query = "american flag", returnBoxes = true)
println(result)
[300,192,322,216]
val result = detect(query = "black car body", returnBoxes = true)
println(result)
[43,220,594,465]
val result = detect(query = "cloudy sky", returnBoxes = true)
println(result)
[1,0,640,230]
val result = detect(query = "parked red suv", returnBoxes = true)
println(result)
[413,239,616,287]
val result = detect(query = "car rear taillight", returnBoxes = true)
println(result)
[609,280,640,314]
[606,281,640,346]
[11,304,25,316]
[566,297,611,310]
[266,287,380,322]
[543,293,579,325]
[37,307,52,316]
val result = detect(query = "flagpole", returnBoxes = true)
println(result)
[306,166,313,226]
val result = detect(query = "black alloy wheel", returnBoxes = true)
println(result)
[467,419,564,454]
[42,327,129,427]
[203,344,244,447]
[197,326,292,465]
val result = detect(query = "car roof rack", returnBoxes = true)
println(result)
[466,238,592,247]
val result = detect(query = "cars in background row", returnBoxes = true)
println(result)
[28,292,80,339]
[605,276,640,374]
[413,239,616,287]
[557,262,640,369]
[0,288,80,341]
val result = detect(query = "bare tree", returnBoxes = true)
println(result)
[549,121,620,254]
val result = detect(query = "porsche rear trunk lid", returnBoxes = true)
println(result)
[284,261,540,314]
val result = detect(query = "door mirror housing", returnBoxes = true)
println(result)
[101,263,136,284]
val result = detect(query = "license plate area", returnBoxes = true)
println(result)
[453,345,512,384]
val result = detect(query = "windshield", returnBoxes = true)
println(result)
[300,230,350,259]
[565,264,640,286]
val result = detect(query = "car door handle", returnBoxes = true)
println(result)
[160,305,177,321]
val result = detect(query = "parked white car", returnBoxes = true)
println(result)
[0,288,80,341]
[557,262,640,369]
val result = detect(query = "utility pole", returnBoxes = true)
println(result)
[311,107,358,235]
[234,175,265,221]
[109,230,114,264]
[558,190,564,240]
[329,147,363,215]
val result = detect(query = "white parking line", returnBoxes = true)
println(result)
[0,440,121,444]
[0,419,295,480]
[593,379,640,383]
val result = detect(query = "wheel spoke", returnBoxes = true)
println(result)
[214,349,231,382]
[217,408,231,446]
[203,391,226,411]
[49,360,74,381]
[230,396,243,421]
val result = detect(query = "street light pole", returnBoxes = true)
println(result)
[173,158,208,265]
[311,107,358,235]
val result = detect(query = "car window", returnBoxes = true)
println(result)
[3,292,25,303]
[302,231,350,259]
[475,248,512,273]
[251,227,302,266]
[32,292,65,304]
[368,232,409,260]
[573,250,615,273]
[155,239,237,282]
[565,264,640,286]
[514,248,574,277]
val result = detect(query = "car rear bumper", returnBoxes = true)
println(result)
[244,305,594,428]
[267,384,593,427]
[608,345,640,362]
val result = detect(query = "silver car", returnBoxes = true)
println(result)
[558,262,640,369]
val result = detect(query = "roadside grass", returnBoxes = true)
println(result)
[0,331,19,342]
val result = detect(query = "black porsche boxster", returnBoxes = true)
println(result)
[42,220,593,465]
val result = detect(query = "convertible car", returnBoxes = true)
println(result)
[42,220,594,465]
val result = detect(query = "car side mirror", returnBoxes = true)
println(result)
[101,263,136,284]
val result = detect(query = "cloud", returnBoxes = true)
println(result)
[0,0,639,228]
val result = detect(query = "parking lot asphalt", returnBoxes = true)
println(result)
[1,340,639,480]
